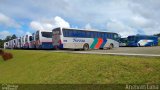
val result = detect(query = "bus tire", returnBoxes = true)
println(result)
[109,43,114,49]
[83,43,89,51]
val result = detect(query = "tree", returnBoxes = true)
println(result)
[154,33,160,37]
[11,34,17,39]
[5,36,12,42]
[0,39,5,48]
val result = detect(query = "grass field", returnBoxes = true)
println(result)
[0,50,160,84]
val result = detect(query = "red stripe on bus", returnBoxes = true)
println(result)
[95,38,103,49]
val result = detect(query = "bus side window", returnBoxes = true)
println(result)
[71,30,74,37]
[89,32,92,38]
[76,30,80,37]
[97,32,100,38]
[73,31,77,37]
[68,30,72,37]
[107,34,109,38]
[91,32,94,38]
[110,34,113,39]
[104,33,107,38]
[86,31,90,38]
[66,30,69,37]
[82,31,85,38]
[101,32,104,38]
[78,30,82,37]
[93,32,96,38]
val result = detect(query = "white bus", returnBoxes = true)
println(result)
[52,27,119,50]
[30,33,36,49]
[24,34,32,49]
[4,42,9,49]
[35,30,53,49]
[8,39,15,49]
[12,39,17,48]
[20,36,25,48]
[14,38,21,48]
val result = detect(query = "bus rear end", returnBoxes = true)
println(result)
[52,28,63,49]
[35,30,53,49]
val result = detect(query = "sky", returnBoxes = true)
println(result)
[0,0,160,39]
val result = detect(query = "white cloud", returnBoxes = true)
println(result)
[53,16,70,28]
[25,32,32,35]
[0,13,20,28]
[106,19,138,37]
[0,31,11,39]
[30,16,70,31]
[85,23,92,29]
[30,21,44,30]
[16,29,25,36]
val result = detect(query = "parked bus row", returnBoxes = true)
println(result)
[4,27,158,50]
[4,27,120,50]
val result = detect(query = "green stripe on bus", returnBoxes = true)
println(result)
[90,38,98,49]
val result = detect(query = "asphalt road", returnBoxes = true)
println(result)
[89,46,160,54]
[53,46,160,57]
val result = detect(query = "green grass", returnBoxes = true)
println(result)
[0,50,160,84]
[158,39,160,46]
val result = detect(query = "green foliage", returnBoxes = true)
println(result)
[0,50,160,84]
[154,33,160,37]
[5,35,12,41]
[11,34,17,39]
[0,39,5,48]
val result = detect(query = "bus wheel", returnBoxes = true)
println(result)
[109,44,114,49]
[83,44,89,51]
[137,43,140,47]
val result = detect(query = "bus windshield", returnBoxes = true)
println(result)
[120,38,127,43]
[128,36,136,41]
[41,32,52,38]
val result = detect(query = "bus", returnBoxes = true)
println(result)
[35,30,53,49]
[127,35,158,47]
[15,38,21,48]
[8,39,15,49]
[20,36,25,48]
[52,27,119,50]
[30,33,36,49]
[12,39,17,48]
[4,42,9,49]
[24,34,32,49]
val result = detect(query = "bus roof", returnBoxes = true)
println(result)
[128,35,158,38]
[53,27,118,34]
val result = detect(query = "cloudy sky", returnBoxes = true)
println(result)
[0,0,160,39]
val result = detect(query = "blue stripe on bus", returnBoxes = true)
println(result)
[100,38,107,48]
[41,42,53,49]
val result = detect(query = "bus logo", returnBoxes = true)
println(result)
[73,39,85,42]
